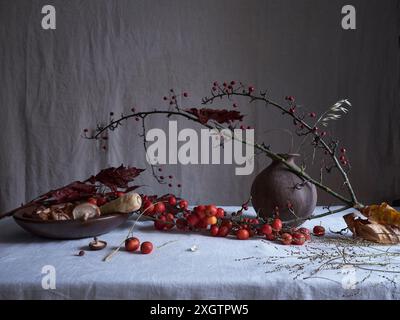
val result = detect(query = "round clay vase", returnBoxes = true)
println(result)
[251,154,317,227]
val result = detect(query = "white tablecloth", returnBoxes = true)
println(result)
[0,206,399,300]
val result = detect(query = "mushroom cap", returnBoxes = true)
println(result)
[72,203,101,221]
[89,239,107,250]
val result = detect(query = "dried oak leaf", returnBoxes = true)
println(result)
[343,213,400,244]
[91,165,145,191]
[185,108,244,125]
[360,202,400,227]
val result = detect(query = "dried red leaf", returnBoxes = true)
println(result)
[186,108,244,124]
[92,165,145,191]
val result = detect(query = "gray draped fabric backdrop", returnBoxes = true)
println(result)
[0,0,399,212]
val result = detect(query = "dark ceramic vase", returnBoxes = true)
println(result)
[251,154,317,227]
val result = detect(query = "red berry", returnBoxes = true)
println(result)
[313,225,325,236]
[210,225,219,236]
[177,184,181,188]
[265,233,276,241]
[183,92,188,97]
[230,81,236,85]
[271,218,283,232]
[221,219,233,229]
[342,160,348,166]
[340,148,346,153]
[309,112,316,118]
[87,198,97,205]
[125,237,140,252]
[176,218,188,230]
[168,196,177,206]
[298,227,310,235]
[196,218,209,229]
[320,131,327,137]
[292,232,306,245]
[205,204,217,217]
[233,103,238,108]
[154,202,166,214]
[218,226,230,237]
[213,81,218,87]
[83,128,88,133]
[142,200,155,215]
[216,208,225,218]
[97,197,107,206]
[154,216,167,230]
[248,86,255,93]
[194,206,206,219]
[260,224,273,235]
[141,241,153,254]
[236,229,250,240]
[168,183,172,187]
[281,233,292,245]
[109,112,114,116]
[212,86,217,91]
[186,214,199,227]
[163,96,167,100]
[179,200,189,210]
[223,82,227,87]
[339,155,346,161]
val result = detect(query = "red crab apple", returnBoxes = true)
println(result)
[281,233,292,245]
[125,237,140,252]
[141,241,153,254]
[313,225,325,237]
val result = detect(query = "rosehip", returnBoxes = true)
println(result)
[168,196,177,206]
[260,224,273,235]
[281,233,293,245]
[125,237,140,252]
[154,202,166,214]
[292,232,306,245]
[218,226,230,237]
[272,218,283,232]
[313,225,325,236]
[141,241,153,254]
[210,225,219,236]
[236,229,250,240]
[179,200,188,210]
[216,208,225,218]
[154,216,167,230]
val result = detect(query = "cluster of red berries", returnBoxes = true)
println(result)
[140,194,326,245]
[338,147,348,166]
[163,89,188,106]
[86,191,125,206]
[125,237,153,254]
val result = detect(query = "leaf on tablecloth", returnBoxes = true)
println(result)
[343,213,400,244]
[360,202,400,227]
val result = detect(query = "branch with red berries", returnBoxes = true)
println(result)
[84,81,364,225]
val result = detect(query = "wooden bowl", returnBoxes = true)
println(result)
[13,208,130,240]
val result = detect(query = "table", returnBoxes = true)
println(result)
[0,206,399,300]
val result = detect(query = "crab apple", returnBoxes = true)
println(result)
[186,214,199,227]
[216,208,225,218]
[125,237,140,252]
[298,227,310,235]
[218,226,230,237]
[176,218,188,230]
[196,218,209,229]
[281,233,293,245]
[265,232,276,241]
[168,196,177,206]
[154,202,166,214]
[194,207,206,219]
[205,204,217,217]
[154,216,167,230]
[313,225,325,236]
[141,241,153,254]
[236,229,250,240]
[272,218,283,232]
[292,232,306,245]
[206,216,218,225]
[142,200,155,215]
[221,219,233,229]
[179,200,189,210]
[210,225,219,236]
[260,224,273,235]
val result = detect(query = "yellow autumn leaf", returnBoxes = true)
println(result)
[361,202,400,227]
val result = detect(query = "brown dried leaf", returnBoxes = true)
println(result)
[344,213,400,244]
